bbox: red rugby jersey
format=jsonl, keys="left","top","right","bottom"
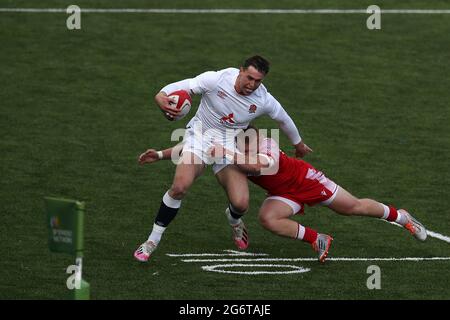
{"left": 247, "top": 138, "right": 309, "bottom": 195}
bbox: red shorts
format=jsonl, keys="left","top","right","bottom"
{"left": 265, "top": 164, "right": 339, "bottom": 215}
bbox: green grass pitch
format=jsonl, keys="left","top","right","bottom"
{"left": 1, "top": 0, "right": 449, "bottom": 299}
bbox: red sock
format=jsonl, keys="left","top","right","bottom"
{"left": 386, "top": 206, "right": 398, "bottom": 222}
{"left": 297, "top": 224, "right": 318, "bottom": 244}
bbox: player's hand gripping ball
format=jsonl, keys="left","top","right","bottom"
{"left": 167, "top": 90, "right": 192, "bottom": 121}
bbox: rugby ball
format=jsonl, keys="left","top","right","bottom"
{"left": 167, "top": 90, "right": 192, "bottom": 121}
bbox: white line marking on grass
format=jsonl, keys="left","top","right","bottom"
{"left": 427, "top": 230, "right": 450, "bottom": 243}
{"left": 168, "top": 250, "right": 450, "bottom": 275}
{"left": 183, "top": 257, "right": 450, "bottom": 263}
{"left": 201, "top": 264, "right": 311, "bottom": 275}
{"left": 383, "top": 220, "right": 450, "bottom": 244}
{"left": 167, "top": 251, "right": 268, "bottom": 257}
{"left": 223, "top": 249, "right": 259, "bottom": 254}
{"left": 1, "top": 8, "right": 450, "bottom": 14}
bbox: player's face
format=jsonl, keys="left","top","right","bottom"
{"left": 236, "top": 66, "right": 265, "bottom": 95}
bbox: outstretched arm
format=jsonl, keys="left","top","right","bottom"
{"left": 138, "top": 143, "right": 184, "bottom": 164}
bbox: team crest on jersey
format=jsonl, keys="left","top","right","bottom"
{"left": 217, "top": 90, "right": 227, "bottom": 99}
{"left": 248, "top": 104, "right": 257, "bottom": 114}
{"left": 220, "top": 113, "right": 235, "bottom": 124}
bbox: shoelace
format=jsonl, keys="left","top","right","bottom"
{"left": 137, "top": 246, "right": 147, "bottom": 255}
{"left": 142, "top": 242, "right": 157, "bottom": 254}
{"left": 232, "top": 223, "right": 249, "bottom": 246}
{"left": 232, "top": 223, "right": 244, "bottom": 237}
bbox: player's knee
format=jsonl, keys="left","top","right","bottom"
{"left": 230, "top": 197, "right": 249, "bottom": 214}
{"left": 170, "top": 183, "right": 189, "bottom": 199}
{"left": 258, "top": 212, "right": 276, "bottom": 231}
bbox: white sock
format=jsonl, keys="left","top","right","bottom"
{"left": 296, "top": 224, "right": 306, "bottom": 240}
{"left": 225, "top": 207, "right": 241, "bottom": 225}
{"left": 163, "top": 191, "right": 182, "bottom": 208}
{"left": 381, "top": 204, "right": 390, "bottom": 220}
{"left": 148, "top": 223, "right": 166, "bottom": 245}
{"left": 380, "top": 203, "right": 408, "bottom": 226}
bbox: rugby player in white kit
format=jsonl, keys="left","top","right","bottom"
{"left": 134, "top": 56, "right": 312, "bottom": 262}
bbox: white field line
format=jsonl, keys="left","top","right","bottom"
{"left": 182, "top": 257, "right": 450, "bottom": 263}
{"left": 1, "top": 8, "right": 450, "bottom": 14}
{"left": 427, "top": 230, "right": 450, "bottom": 243}
{"left": 384, "top": 220, "right": 450, "bottom": 244}
{"left": 167, "top": 252, "right": 269, "bottom": 257}
{"left": 201, "top": 264, "right": 311, "bottom": 275}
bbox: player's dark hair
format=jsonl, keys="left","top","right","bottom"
{"left": 243, "top": 55, "right": 270, "bottom": 75}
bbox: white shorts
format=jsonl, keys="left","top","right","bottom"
{"left": 181, "top": 118, "right": 237, "bottom": 173}
{"left": 212, "top": 162, "right": 231, "bottom": 175}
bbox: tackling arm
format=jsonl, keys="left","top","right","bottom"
{"left": 138, "top": 143, "right": 184, "bottom": 165}
{"left": 210, "top": 144, "right": 272, "bottom": 175}
{"left": 235, "top": 153, "right": 272, "bottom": 175}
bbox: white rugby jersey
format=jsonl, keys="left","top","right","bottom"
{"left": 161, "top": 67, "right": 302, "bottom": 145}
